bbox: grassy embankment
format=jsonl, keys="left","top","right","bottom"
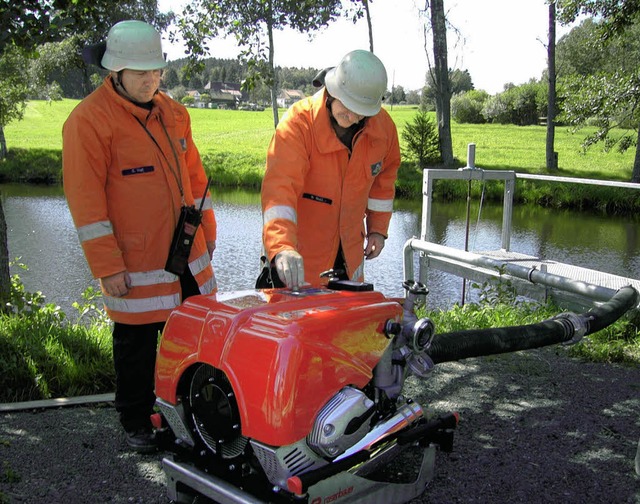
{"left": 0, "top": 99, "right": 637, "bottom": 403}
{"left": 3, "top": 99, "right": 640, "bottom": 213}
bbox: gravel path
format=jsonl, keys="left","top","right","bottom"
{"left": 1, "top": 347, "right": 639, "bottom": 504}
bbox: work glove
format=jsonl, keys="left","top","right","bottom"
{"left": 275, "top": 250, "right": 304, "bottom": 289}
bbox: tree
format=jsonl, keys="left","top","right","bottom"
{"left": 190, "top": 74, "right": 204, "bottom": 90}
{"left": 0, "top": 1, "right": 171, "bottom": 307}
{"left": 163, "top": 67, "right": 180, "bottom": 89}
{"left": 450, "top": 69, "right": 474, "bottom": 94}
{"left": 28, "top": 36, "right": 84, "bottom": 99}
{"left": 174, "top": 0, "right": 343, "bottom": 128}
{"left": 390, "top": 85, "right": 406, "bottom": 105}
{"left": 344, "top": 1, "right": 374, "bottom": 51}
{"left": 422, "top": 68, "right": 474, "bottom": 110}
{"left": 405, "top": 89, "right": 421, "bottom": 105}
{"left": 561, "top": 71, "right": 640, "bottom": 182}
{"left": 401, "top": 110, "right": 441, "bottom": 169}
{"left": 557, "top": 0, "right": 640, "bottom": 182}
{"left": 0, "top": 191, "right": 8, "bottom": 309}
{"left": 546, "top": 0, "right": 558, "bottom": 171}
{"left": 421, "top": 0, "right": 454, "bottom": 166}
{"left": 556, "top": 18, "right": 608, "bottom": 77}
{"left": 557, "top": 17, "right": 640, "bottom": 76}
{"left": 0, "top": 47, "right": 29, "bottom": 159}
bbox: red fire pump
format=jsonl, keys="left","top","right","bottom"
{"left": 153, "top": 275, "right": 637, "bottom": 504}
{"left": 154, "top": 279, "right": 457, "bottom": 504}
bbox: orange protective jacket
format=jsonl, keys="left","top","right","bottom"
{"left": 261, "top": 89, "right": 401, "bottom": 285}
{"left": 63, "top": 76, "right": 216, "bottom": 324}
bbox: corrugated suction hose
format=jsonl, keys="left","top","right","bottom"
{"left": 427, "top": 286, "right": 639, "bottom": 364}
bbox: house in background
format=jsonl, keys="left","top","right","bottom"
{"left": 277, "top": 89, "right": 306, "bottom": 108}
{"left": 186, "top": 90, "right": 205, "bottom": 108}
{"left": 205, "top": 81, "right": 245, "bottom": 109}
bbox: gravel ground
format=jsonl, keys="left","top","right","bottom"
{"left": 1, "top": 347, "right": 639, "bottom": 504}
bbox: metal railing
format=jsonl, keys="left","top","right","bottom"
{"left": 406, "top": 144, "right": 640, "bottom": 306}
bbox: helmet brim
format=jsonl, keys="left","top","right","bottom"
{"left": 325, "top": 66, "right": 382, "bottom": 117}
{"left": 101, "top": 54, "right": 168, "bottom": 72}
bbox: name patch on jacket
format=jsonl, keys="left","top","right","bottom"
{"left": 303, "top": 193, "right": 332, "bottom": 205}
{"left": 122, "top": 166, "right": 154, "bottom": 176}
{"left": 371, "top": 161, "right": 382, "bottom": 176}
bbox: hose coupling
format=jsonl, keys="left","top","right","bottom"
{"left": 554, "top": 312, "right": 589, "bottom": 345}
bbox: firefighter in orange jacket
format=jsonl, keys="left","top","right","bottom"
{"left": 63, "top": 21, "right": 216, "bottom": 453}
{"left": 261, "top": 50, "right": 400, "bottom": 288}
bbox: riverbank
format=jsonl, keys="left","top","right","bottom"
{"left": 3, "top": 147, "right": 639, "bottom": 215}
{"left": 2, "top": 100, "right": 639, "bottom": 214}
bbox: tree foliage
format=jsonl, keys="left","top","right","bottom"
{"left": 389, "top": 85, "right": 407, "bottom": 105}
{"left": 0, "top": 48, "right": 29, "bottom": 157}
{"left": 557, "top": 17, "right": 640, "bottom": 77}
{"left": 556, "top": 0, "right": 640, "bottom": 182}
{"left": 0, "top": 1, "right": 171, "bottom": 54}
{"left": 28, "top": 35, "right": 85, "bottom": 99}
{"left": 557, "top": 0, "right": 640, "bottom": 38}
{"left": 422, "top": 69, "right": 473, "bottom": 111}
{"left": 173, "top": 0, "right": 343, "bottom": 127}
{"left": 0, "top": 0, "right": 171, "bottom": 308}
{"left": 560, "top": 72, "right": 640, "bottom": 151}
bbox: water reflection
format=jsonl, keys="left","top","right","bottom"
{"left": 1, "top": 183, "right": 639, "bottom": 313}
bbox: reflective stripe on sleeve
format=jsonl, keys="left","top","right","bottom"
{"left": 76, "top": 220, "right": 114, "bottom": 243}
{"left": 367, "top": 198, "right": 394, "bottom": 213}
{"left": 263, "top": 205, "right": 297, "bottom": 225}
{"left": 189, "top": 251, "right": 211, "bottom": 276}
{"left": 199, "top": 275, "right": 217, "bottom": 295}
{"left": 194, "top": 195, "right": 213, "bottom": 212}
{"left": 103, "top": 293, "right": 181, "bottom": 314}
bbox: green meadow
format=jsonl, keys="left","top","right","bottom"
{"left": 5, "top": 99, "right": 637, "bottom": 183}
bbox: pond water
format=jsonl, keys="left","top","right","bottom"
{"left": 2, "top": 183, "right": 639, "bottom": 314}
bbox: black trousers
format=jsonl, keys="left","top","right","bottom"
{"left": 112, "top": 269, "right": 200, "bottom": 432}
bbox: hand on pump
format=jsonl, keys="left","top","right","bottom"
{"left": 275, "top": 250, "right": 304, "bottom": 289}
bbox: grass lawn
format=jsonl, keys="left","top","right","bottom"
{"left": 4, "top": 99, "right": 637, "bottom": 181}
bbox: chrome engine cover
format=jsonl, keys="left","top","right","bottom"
{"left": 307, "top": 386, "right": 375, "bottom": 458}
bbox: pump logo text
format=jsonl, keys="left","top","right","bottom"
{"left": 310, "top": 485, "right": 354, "bottom": 504}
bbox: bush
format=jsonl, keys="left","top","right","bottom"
{"left": 401, "top": 110, "right": 441, "bottom": 169}
{"left": 451, "top": 89, "right": 490, "bottom": 124}
{"left": 0, "top": 271, "right": 113, "bottom": 402}
{"left": 483, "top": 81, "right": 547, "bottom": 126}
{"left": 0, "top": 148, "right": 61, "bottom": 183}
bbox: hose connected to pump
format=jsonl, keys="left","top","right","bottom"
{"left": 427, "top": 286, "right": 638, "bottom": 364}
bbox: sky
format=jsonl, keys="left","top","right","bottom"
{"left": 157, "top": 0, "right": 579, "bottom": 95}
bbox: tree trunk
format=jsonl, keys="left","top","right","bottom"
{"left": 632, "top": 122, "right": 640, "bottom": 183}
{"left": 0, "top": 125, "right": 7, "bottom": 160}
{"left": 0, "top": 196, "right": 11, "bottom": 311}
{"left": 364, "top": 0, "right": 374, "bottom": 52}
{"left": 267, "top": 22, "right": 280, "bottom": 129}
{"left": 428, "top": 0, "right": 454, "bottom": 166}
{"left": 546, "top": 1, "right": 558, "bottom": 171}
